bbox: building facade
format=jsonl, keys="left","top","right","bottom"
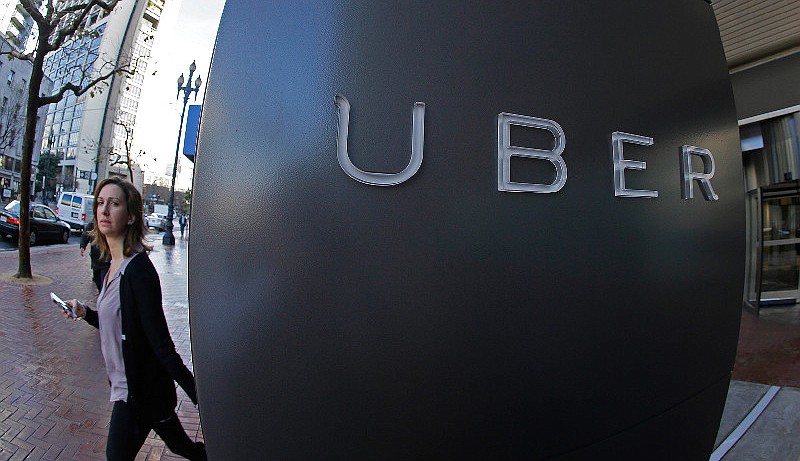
{"left": 0, "top": 0, "right": 37, "bottom": 52}
{"left": 0, "top": 34, "right": 51, "bottom": 203}
{"left": 41, "top": 0, "right": 165, "bottom": 194}
{"left": 710, "top": 0, "right": 800, "bottom": 309}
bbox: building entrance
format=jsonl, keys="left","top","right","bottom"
{"left": 746, "top": 181, "right": 800, "bottom": 313}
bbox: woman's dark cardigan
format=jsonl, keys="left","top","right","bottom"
{"left": 84, "top": 252, "right": 197, "bottom": 422}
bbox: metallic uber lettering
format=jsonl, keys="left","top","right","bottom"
{"left": 497, "top": 113, "right": 567, "bottom": 193}
{"left": 612, "top": 131, "right": 658, "bottom": 198}
{"left": 681, "top": 145, "right": 719, "bottom": 201}
{"left": 334, "top": 101, "right": 719, "bottom": 202}
{"left": 334, "top": 94, "right": 425, "bottom": 186}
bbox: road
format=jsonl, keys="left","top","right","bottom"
{"left": 0, "top": 230, "right": 82, "bottom": 251}
{"left": 0, "top": 225, "right": 178, "bottom": 252}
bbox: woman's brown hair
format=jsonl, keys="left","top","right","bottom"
{"left": 88, "top": 177, "right": 152, "bottom": 260}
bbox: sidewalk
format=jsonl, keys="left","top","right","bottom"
{"left": 0, "top": 235, "right": 199, "bottom": 461}
{"left": 711, "top": 306, "right": 800, "bottom": 460}
{"left": 2, "top": 235, "right": 800, "bottom": 460}
{"left": 712, "top": 381, "right": 800, "bottom": 460}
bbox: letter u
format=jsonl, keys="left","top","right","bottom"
{"left": 335, "top": 94, "right": 425, "bottom": 186}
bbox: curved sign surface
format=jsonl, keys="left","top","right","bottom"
{"left": 190, "top": 1, "right": 744, "bottom": 459}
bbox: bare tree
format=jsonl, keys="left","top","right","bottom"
{"left": 0, "top": 94, "right": 24, "bottom": 152}
{"left": 110, "top": 117, "right": 143, "bottom": 182}
{"left": 0, "top": 0, "right": 134, "bottom": 279}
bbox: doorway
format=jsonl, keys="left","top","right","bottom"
{"left": 746, "top": 181, "right": 800, "bottom": 313}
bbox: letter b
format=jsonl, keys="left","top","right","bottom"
{"left": 497, "top": 113, "right": 567, "bottom": 193}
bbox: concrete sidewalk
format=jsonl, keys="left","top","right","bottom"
{"left": 716, "top": 300, "right": 800, "bottom": 460}
{"left": 712, "top": 381, "right": 800, "bottom": 460}
{"left": 1, "top": 235, "right": 800, "bottom": 460}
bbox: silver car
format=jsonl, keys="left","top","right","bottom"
{"left": 146, "top": 212, "right": 168, "bottom": 231}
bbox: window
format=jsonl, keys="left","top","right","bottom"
{"left": 7, "top": 70, "right": 14, "bottom": 85}
{"left": 42, "top": 207, "right": 56, "bottom": 220}
{"left": 70, "top": 68, "right": 81, "bottom": 85}
{"left": 125, "top": 85, "right": 142, "bottom": 98}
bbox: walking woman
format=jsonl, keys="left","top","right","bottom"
{"left": 65, "top": 177, "right": 207, "bottom": 460}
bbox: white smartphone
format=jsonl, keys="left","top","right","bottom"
{"left": 51, "top": 292, "right": 77, "bottom": 319}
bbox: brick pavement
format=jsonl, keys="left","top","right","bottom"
{"left": 4, "top": 231, "right": 800, "bottom": 460}
{"left": 733, "top": 308, "right": 800, "bottom": 388}
{"left": 0, "top": 235, "right": 201, "bottom": 461}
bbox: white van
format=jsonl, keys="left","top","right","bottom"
{"left": 56, "top": 191, "right": 94, "bottom": 231}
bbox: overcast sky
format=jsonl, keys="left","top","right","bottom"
{"left": 133, "top": 0, "right": 226, "bottom": 190}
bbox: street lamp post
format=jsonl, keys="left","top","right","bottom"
{"left": 163, "top": 60, "right": 201, "bottom": 245}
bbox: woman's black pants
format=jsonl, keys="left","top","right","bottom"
{"left": 106, "top": 401, "right": 206, "bottom": 460}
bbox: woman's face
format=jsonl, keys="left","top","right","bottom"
{"left": 96, "top": 184, "right": 131, "bottom": 239}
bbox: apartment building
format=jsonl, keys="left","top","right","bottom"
{"left": 0, "top": 0, "right": 37, "bottom": 51}
{"left": 41, "top": 0, "right": 166, "bottom": 194}
{"left": 0, "top": 34, "right": 51, "bottom": 202}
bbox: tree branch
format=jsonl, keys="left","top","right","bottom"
{"left": 38, "top": 65, "right": 133, "bottom": 107}
{"left": 0, "top": 94, "right": 25, "bottom": 150}
{"left": 0, "top": 48, "right": 35, "bottom": 64}
{"left": 52, "top": 0, "right": 120, "bottom": 50}
{"left": 19, "top": 0, "right": 46, "bottom": 28}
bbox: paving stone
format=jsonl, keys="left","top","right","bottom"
{"left": 733, "top": 308, "right": 800, "bottom": 387}
{"left": 5, "top": 233, "right": 800, "bottom": 460}
{"left": 0, "top": 236, "right": 200, "bottom": 460}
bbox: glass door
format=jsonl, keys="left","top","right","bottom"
{"left": 744, "top": 189, "right": 761, "bottom": 311}
{"left": 759, "top": 191, "right": 800, "bottom": 305}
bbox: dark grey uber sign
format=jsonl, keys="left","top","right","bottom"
{"left": 190, "top": 1, "right": 744, "bottom": 459}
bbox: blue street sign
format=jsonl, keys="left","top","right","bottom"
{"left": 183, "top": 104, "right": 202, "bottom": 162}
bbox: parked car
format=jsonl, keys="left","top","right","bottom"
{"left": 55, "top": 191, "right": 94, "bottom": 232}
{"left": 146, "top": 212, "right": 168, "bottom": 231}
{"left": 0, "top": 200, "right": 71, "bottom": 245}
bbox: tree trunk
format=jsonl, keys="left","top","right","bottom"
{"left": 15, "top": 45, "right": 46, "bottom": 279}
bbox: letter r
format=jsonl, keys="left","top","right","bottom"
{"left": 681, "top": 145, "right": 719, "bottom": 201}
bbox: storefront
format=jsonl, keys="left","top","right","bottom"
{"left": 741, "top": 111, "right": 800, "bottom": 312}
{"left": 713, "top": 1, "right": 800, "bottom": 313}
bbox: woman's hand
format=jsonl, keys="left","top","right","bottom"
{"left": 66, "top": 299, "right": 86, "bottom": 320}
